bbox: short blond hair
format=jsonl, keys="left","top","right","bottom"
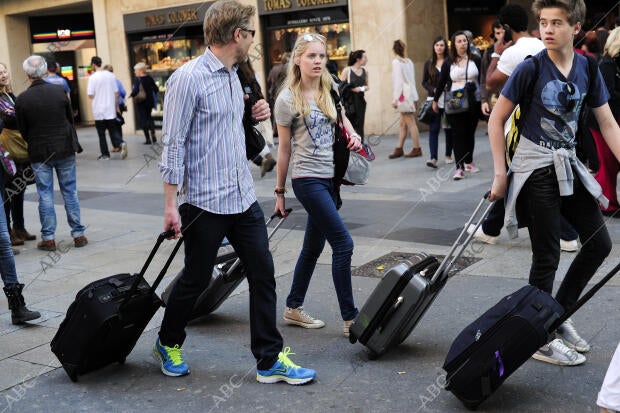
{"left": 203, "top": 0, "right": 255, "bottom": 46}
{"left": 531, "top": 0, "right": 586, "bottom": 25}
{"left": 134, "top": 62, "right": 147, "bottom": 71}
{"left": 605, "top": 27, "right": 620, "bottom": 58}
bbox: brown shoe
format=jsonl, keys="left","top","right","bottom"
{"left": 37, "top": 240, "right": 56, "bottom": 251}
{"left": 13, "top": 228, "right": 36, "bottom": 241}
{"left": 388, "top": 147, "right": 404, "bottom": 159}
{"left": 74, "top": 236, "right": 88, "bottom": 248}
{"left": 9, "top": 230, "right": 24, "bottom": 246}
{"left": 404, "top": 147, "right": 423, "bottom": 158}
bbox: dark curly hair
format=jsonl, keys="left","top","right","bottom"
{"left": 393, "top": 40, "right": 406, "bottom": 58}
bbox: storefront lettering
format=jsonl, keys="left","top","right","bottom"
{"left": 264, "top": 0, "right": 292, "bottom": 11}
{"left": 296, "top": 0, "right": 337, "bottom": 6}
{"left": 168, "top": 9, "right": 199, "bottom": 24}
{"left": 145, "top": 14, "right": 165, "bottom": 27}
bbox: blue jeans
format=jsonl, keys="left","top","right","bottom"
{"left": 0, "top": 178, "right": 18, "bottom": 285}
{"left": 287, "top": 178, "right": 358, "bottom": 321}
{"left": 159, "top": 201, "right": 282, "bottom": 370}
{"left": 523, "top": 166, "right": 611, "bottom": 311}
{"left": 32, "top": 155, "right": 85, "bottom": 240}
{"left": 428, "top": 108, "right": 453, "bottom": 160}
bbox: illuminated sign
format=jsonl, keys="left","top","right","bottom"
{"left": 32, "top": 29, "right": 95, "bottom": 42}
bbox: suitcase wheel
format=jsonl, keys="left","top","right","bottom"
{"left": 348, "top": 333, "right": 357, "bottom": 344}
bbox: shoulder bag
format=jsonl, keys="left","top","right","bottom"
{"left": 444, "top": 57, "right": 474, "bottom": 115}
{"left": 417, "top": 98, "right": 436, "bottom": 124}
{"left": 134, "top": 78, "right": 147, "bottom": 103}
{"left": 0, "top": 129, "right": 29, "bottom": 162}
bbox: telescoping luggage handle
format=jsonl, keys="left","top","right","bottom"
{"left": 550, "top": 259, "right": 620, "bottom": 331}
{"left": 430, "top": 192, "right": 496, "bottom": 284}
{"left": 221, "top": 208, "right": 292, "bottom": 276}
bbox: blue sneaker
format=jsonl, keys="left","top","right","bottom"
{"left": 153, "top": 338, "right": 190, "bottom": 377}
{"left": 256, "top": 347, "right": 316, "bottom": 385}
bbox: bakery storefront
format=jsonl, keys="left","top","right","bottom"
{"left": 123, "top": 2, "right": 211, "bottom": 128}
{"left": 258, "top": 0, "right": 350, "bottom": 77}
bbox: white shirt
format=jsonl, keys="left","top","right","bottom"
{"left": 497, "top": 37, "right": 545, "bottom": 77}
{"left": 598, "top": 342, "right": 620, "bottom": 411}
{"left": 392, "top": 57, "right": 419, "bottom": 103}
{"left": 87, "top": 69, "right": 118, "bottom": 120}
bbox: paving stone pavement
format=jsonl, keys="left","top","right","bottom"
{"left": 0, "top": 124, "right": 618, "bottom": 412}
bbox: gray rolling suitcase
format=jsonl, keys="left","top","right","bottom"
{"left": 161, "top": 209, "right": 291, "bottom": 320}
{"left": 349, "top": 194, "right": 495, "bottom": 358}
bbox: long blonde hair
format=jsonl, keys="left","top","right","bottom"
{"left": 0, "top": 63, "right": 12, "bottom": 94}
{"left": 605, "top": 27, "right": 620, "bottom": 59}
{"left": 283, "top": 33, "right": 336, "bottom": 120}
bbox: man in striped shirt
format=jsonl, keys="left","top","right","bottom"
{"left": 155, "top": 0, "right": 316, "bottom": 385}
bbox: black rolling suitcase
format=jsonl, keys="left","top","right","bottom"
{"left": 161, "top": 209, "right": 291, "bottom": 321}
{"left": 50, "top": 230, "right": 183, "bottom": 382}
{"left": 443, "top": 260, "right": 620, "bottom": 409}
{"left": 349, "top": 194, "right": 495, "bottom": 358}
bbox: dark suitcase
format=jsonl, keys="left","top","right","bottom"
{"left": 50, "top": 230, "right": 183, "bottom": 382}
{"left": 161, "top": 209, "right": 291, "bottom": 321}
{"left": 443, "top": 260, "right": 620, "bottom": 409}
{"left": 349, "top": 194, "right": 495, "bottom": 358}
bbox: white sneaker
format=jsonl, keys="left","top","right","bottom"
{"left": 464, "top": 163, "right": 480, "bottom": 173}
{"left": 556, "top": 318, "right": 590, "bottom": 353}
{"left": 560, "top": 239, "right": 579, "bottom": 252}
{"left": 120, "top": 142, "right": 128, "bottom": 160}
{"left": 445, "top": 156, "right": 454, "bottom": 164}
{"left": 532, "top": 338, "right": 586, "bottom": 366}
{"left": 466, "top": 224, "right": 498, "bottom": 244}
{"left": 283, "top": 307, "right": 325, "bottom": 329}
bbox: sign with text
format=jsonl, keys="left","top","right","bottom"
{"left": 258, "top": 0, "right": 348, "bottom": 16}
{"left": 124, "top": 2, "right": 212, "bottom": 33}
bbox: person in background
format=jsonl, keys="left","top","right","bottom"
{"left": 0, "top": 163, "right": 41, "bottom": 325}
{"left": 432, "top": 30, "right": 481, "bottom": 180}
{"left": 591, "top": 27, "right": 620, "bottom": 216}
{"left": 87, "top": 56, "right": 126, "bottom": 160}
{"left": 238, "top": 58, "right": 276, "bottom": 177}
{"left": 0, "top": 62, "right": 37, "bottom": 250}
{"left": 480, "top": 21, "right": 505, "bottom": 120}
{"left": 339, "top": 50, "right": 369, "bottom": 141}
{"left": 274, "top": 32, "right": 362, "bottom": 338}
{"left": 389, "top": 39, "right": 422, "bottom": 159}
{"left": 157, "top": 0, "right": 315, "bottom": 384}
{"left": 44, "top": 58, "right": 70, "bottom": 102}
{"left": 103, "top": 65, "right": 126, "bottom": 145}
{"left": 16, "top": 55, "right": 87, "bottom": 252}
{"left": 130, "top": 62, "right": 158, "bottom": 145}
{"left": 266, "top": 52, "right": 290, "bottom": 138}
{"left": 421, "top": 36, "right": 453, "bottom": 167}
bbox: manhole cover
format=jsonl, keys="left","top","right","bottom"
{"left": 352, "top": 251, "right": 481, "bottom": 278}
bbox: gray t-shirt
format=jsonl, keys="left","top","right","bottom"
{"left": 275, "top": 88, "right": 334, "bottom": 179}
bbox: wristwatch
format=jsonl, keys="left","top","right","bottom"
{"left": 491, "top": 52, "right": 501, "bottom": 59}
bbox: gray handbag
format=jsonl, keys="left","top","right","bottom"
{"left": 343, "top": 151, "right": 370, "bottom": 185}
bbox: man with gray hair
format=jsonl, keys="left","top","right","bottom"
{"left": 156, "top": 0, "right": 316, "bottom": 384}
{"left": 15, "top": 55, "right": 87, "bottom": 251}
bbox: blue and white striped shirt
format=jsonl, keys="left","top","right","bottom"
{"left": 159, "top": 48, "right": 256, "bottom": 214}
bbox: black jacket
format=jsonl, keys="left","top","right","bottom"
{"left": 15, "top": 79, "right": 75, "bottom": 163}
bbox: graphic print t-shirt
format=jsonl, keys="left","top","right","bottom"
{"left": 502, "top": 50, "right": 609, "bottom": 150}
{"left": 275, "top": 88, "right": 335, "bottom": 179}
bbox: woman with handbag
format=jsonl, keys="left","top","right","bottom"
{"left": 389, "top": 40, "right": 422, "bottom": 159}
{"left": 130, "top": 62, "right": 157, "bottom": 145}
{"left": 339, "top": 50, "right": 368, "bottom": 141}
{"left": 0, "top": 63, "right": 37, "bottom": 248}
{"left": 274, "top": 33, "right": 362, "bottom": 337}
{"left": 422, "top": 35, "right": 454, "bottom": 168}
{"left": 432, "top": 31, "right": 482, "bottom": 180}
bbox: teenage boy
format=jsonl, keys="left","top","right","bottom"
{"left": 470, "top": 3, "right": 580, "bottom": 252}
{"left": 488, "top": 0, "right": 620, "bottom": 366}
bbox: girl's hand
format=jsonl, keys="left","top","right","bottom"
{"left": 274, "top": 195, "right": 287, "bottom": 217}
{"left": 432, "top": 101, "right": 439, "bottom": 113}
{"left": 348, "top": 134, "right": 362, "bottom": 151}
{"left": 489, "top": 173, "right": 508, "bottom": 202}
